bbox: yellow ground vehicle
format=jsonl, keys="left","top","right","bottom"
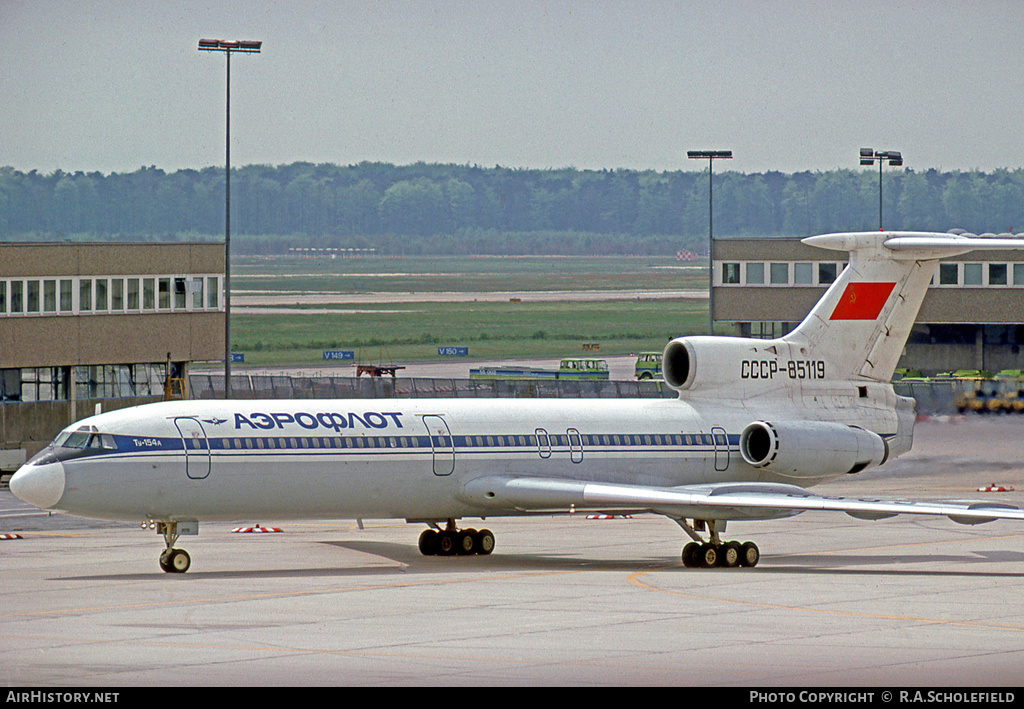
{"left": 634, "top": 352, "right": 662, "bottom": 380}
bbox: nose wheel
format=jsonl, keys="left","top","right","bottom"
{"left": 159, "top": 547, "right": 191, "bottom": 573}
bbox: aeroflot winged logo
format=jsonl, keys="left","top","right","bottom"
{"left": 829, "top": 282, "right": 896, "bottom": 320}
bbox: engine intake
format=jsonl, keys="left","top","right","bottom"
{"left": 739, "top": 420, "right": 888, "bottom": 478}
{"left": 662, "top": 338, "right": 696, "bottom": 390}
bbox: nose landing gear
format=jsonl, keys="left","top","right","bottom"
{"left": 153, "top": 520, "right": 196, "bottom": 573}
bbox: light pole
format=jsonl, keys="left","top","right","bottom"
{"left": 859, "top": 148, "right": 903, "bottom": 231}
{"left": 687, "top": 150, "right": 732, "bottom": 335}
{"left": 199, "top": 38, "right": 262, "bottom": 399}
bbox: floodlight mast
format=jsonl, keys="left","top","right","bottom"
{"left": 687, "top": 150, "right": 733, "bottom": 335}
{"left": 198, "top": 38, "right": 262, "bottom": 399}
{"left": 859, "top": 148, "right": 903, "bottom": 231}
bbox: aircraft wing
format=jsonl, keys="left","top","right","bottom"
{"left": 459, "top": 476, "right": 1024, "bottom": 525}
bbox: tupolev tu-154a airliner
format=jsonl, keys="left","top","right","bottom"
{"left": 11, "top": 232, "right": 1024, "bottom": 573}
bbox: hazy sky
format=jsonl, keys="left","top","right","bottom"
{"left": 3, "top": 0, "right": 1024, "bottom": 176}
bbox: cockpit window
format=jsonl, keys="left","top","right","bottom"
{"left": 53, "top": 426, "right": 115, "bottom": 450}
{"left": 62, "top": 430, "right": 94, "bottom": 449}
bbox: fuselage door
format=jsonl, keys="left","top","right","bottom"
{"left": 712, "top": 425, "right": 730, "bottom": 472}
{"left": 174, "top": 417, "right": 211, "bottom": 480}
{"left": 567, "top": 427, "right": 583, "bottom": 464}
{"left": 422, "top": 415, "right": 455, "bottom": 476}
{"left": 535, "top": 428, "right": 552, "bottom": 459}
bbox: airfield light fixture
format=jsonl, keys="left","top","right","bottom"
{"left": 687, "top": 150, "right": 733, "bottom": 335}
{"left": 198, "top": 38, "right": 262, "bottom": 399}
{"left": 859, "top": 148, "right": 903, "bottom": 231}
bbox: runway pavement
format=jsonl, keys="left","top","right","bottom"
{"left": 2, "top": 417, "right": 1023, "bottom": 687}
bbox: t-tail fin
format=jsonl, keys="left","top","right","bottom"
{"left": 785, "top": 232, "right": 1024, "bottom": 382}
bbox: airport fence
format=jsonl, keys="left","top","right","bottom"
{"left": 187, "top": 374, "right": 957, "bottom": 414}
{"left": 187, "top": 374, "right": 678, "bottom": 401}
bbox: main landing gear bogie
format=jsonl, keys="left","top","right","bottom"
{"left": 419, "top": 522, "right": 495, "bottom": 557}
{"left": 676, "top": 518, "right": 759, "bottom": 569}
{"left": 681, "top": 540, "right": 759, "bottom": 568}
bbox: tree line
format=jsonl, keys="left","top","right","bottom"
{"left": 2, "top": 162, "right": 1023, "bottom": 255}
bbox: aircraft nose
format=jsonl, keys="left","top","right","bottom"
{"left": 10, "top": 460, "right": 65, "bottom": 510}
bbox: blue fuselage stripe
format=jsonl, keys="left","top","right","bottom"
{"left": 60, "top": 431, "right": 744, "bottom": 462}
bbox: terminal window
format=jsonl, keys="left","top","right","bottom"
{"left": 818, "top": 263, "right": 838, "bottom": 284}
{"left": 745, "top": 262, "right": 765, "bottom": 285}
{"left": 1, "top": 274, "right": 224, "bottom": 317}
{"left": 43, "top": 280, "right": 56, "bottom": 312}
{"left": 793, "top": 262, "right": 813, "bottom": 285}
{"left": 111, "top": 279, "right": 124, "bottom": 310}
{"left": 722, "top": 262, "right": 740, "bottom": 284}
{"left": 770, "top": 263, "right": 789, "bottom": 285}
{"left": 938, "top": 263, "right": 958, "bottom": 285}
{"left": 26, "top": 280, "right": 39, "bottom": 312}
{"left": 989, "top": 263, "right": 1008, "bottom": 286}
{"left": 60, "top": 280, "right": 73, "bottom": 310}
{"left": 963, "top": 263, "right": 983, "bottom": 286}
{"left": 80, "top": 279, "right": 93, "bottom": 311}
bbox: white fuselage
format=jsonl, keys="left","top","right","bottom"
{"left": 24, "top": 390, "right": 905, "bottom": 524}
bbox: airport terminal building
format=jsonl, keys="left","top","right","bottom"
{"left": 712, "top": 236, "right": 1024, "bottom": 374}
{"left": 1, "top": 242, "right": 225, "bottom": 468}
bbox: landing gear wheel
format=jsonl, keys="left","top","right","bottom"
{"left": 697, "top": 543, "right": 718, "bottom": 568}
{"left": 682, "top": 541, "right": 700, "bottom": 568}
{"left": 718, "top": 541, "right": 741, "bottom": 568}
{"left": 436, "top": 531, "right": 456, "bottom": 556}
{"left": 739, "top": 541, "right": 760, "bottom": 567}
{"left": 418, "top": 529, "right": 438, "bottom": 556}
{"left": 475, "top": 529, "right": 495, "bottom": 555}
{"left": 456, "top": 529, "right": 477, "bottom": 555}
{"left": 159, "top": 548, "right": 190, "bottom": 574}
